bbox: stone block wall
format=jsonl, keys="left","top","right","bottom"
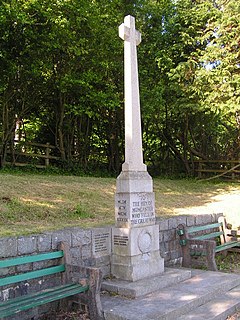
{"left": 0, "top": 214, "right": 224, "bottom": 278}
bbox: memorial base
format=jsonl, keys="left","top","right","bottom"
{"left": 111, "top": 225, "right": 164, "bottom": 281}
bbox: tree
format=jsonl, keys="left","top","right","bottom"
{"left": 1, "top": 0, "right": 239, "bottom": 175}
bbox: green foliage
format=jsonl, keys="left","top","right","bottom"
{"left": 216, "top": 252, "right": 240, "bottom": 273}
{"left": 0, "top": 0, "right": 239, "bottom": 176}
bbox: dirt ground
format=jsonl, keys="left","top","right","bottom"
{"left": 42, "top": 310, "right": 89, "bottom": 320}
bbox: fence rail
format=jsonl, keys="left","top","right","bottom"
{"left": 194, "top": 160, "right": 240, "bottom": 180}
{"left": 3, "top": 142, "right": 60, "bottom": 168}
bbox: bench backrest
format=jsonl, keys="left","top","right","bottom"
{"left": 0, "top": 250, "right": 65, "bottom": 287}
{"left": 187, "top": 222, "right": 224, "bottom": 240}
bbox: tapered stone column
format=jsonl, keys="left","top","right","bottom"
{"left": 112, "top": 15, "right": 164, "bottom": 282}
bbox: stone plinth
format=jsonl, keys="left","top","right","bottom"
{"left": 113, "top": 170, "right": 164, "bottom": 281}
{"left": 112, "top": 225, "right": 164, "bottom": 281}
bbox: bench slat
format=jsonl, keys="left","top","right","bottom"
{"left": 0, "top": 251, "right": 64, "bottom": 269}
{"left": 193, "top": 231, "right": 224, "bottom": 240}
{"left": 0, "top": 283, "right": 76, "bottom": 311}
{"left": 215, "top": 241, "right": 240, "bottom": 253}
{"left": 188, "top": 223, "right": 222, "bottom": 234}
{"left": 0, "top": 283, "right": 87, "bottom": 311}
{"left": 0, "top": 264, "right": 65, "bottom": 287}
{"left": 0, "top": 283, "right": 89, "bottom": 318}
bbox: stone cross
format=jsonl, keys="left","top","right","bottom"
{"left": 119, "top": 15, "right": 146, "bottom": 172}
{"left": 111, "top": 15, "right": 164, "bottom": 281}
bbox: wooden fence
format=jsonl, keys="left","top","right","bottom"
{"left": 194, "top": 160, "right": 240, "bottom": 180}
{"left": 4, "top": 142, "right": 59, "bottom": 168}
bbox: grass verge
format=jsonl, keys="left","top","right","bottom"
{"left": 0, "top": 172, "right": 240, "bottom": 236}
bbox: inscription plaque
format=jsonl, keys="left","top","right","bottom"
{"left": 93, "top": 230, "right": 111, "bottom": 258}
{"left": 115, "top": 192, "right": 155, "bottom": 227}
{"left": 113, "top": 235, "right": 129, "bottom": 246}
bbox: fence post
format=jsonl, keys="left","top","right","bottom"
{"left": 231, "top": 159, "right": 235, "bottom": 180}
{"left": 45, "top": 143, "right": 50, "bottom": 167}
{"left": 198, "top": 161, "right": 202, "bottom": 179}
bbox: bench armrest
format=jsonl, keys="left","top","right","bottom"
{"left": 70, "top": 265, "right": 103, "bottom": 320}
{"left": 58, "top": 242, "right": 104, "bottom": 320}
{"left": 182, "top": 239, "right": 217, "bottom": 271}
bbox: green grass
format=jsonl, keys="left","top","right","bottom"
{"left": 0, "top": 172, "right": 240, "bottom": 236}
{"left": 216, "top": 252, "right": 240, "bottom": 274}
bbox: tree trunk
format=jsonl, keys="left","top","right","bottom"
{"left": 57, "top": 92, "right": 66, "bottom": 161}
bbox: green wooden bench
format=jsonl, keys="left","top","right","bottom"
{"left": 177, "top": 216, "right": 240, "bottom": 271}
{"left": 0, "top": 242, "right": 103, "bottom": 319}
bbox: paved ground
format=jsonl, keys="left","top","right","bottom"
{"left": 101, "top": 269, "right": 240, "bottom": 320}
{"left": 174, "top": 188, "right": 240, "bottom": 229}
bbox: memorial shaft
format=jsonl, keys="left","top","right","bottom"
{"left": 119, "top": 15, "right": 146, "bottom": 172}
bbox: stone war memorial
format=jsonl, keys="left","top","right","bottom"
{"left": 102, "top": 15, "right": 192, "bottom": 298}
{"left": 111, "top": 15, "right": 164, "bottom": 281}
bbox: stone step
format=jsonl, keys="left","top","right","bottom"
{"left": 101, "top": 269, "right": 240, "bottom": 320}
{"left": 102, "top": 268, "right": 192, "bottom": 298}
{"left": 177, "top": 284, "right": 240, "bottom": 320}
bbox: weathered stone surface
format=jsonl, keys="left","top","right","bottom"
{"left": 17, "top": 263, "right": 32, "bottom": 273}
{"left": 195, "top": 214, "right": 212, "bottom": 225}
{"left": 69, "top": 247, "right": 82, "bottom": 265}
{"left": 0, "top": 238, "right": 17, "bottom": 258}
{"left": 112, "top": 225, "right": 160, "bottom": 256}
{"left": 158, "top": 231, "right": 164, "bottom": 242}
{"left": 111, "top": 15, "right": 165, "bottom": 282}
{"left": 158, "top": 219, "right": 169, "bottom": 231}
{"left": 168, "top": 218, "right": 177, "bottom": 229}
{"left": 81, "top": 244, "right": 92, "bottom": 259}
{"left": 37, "top": 234, "right": 52, "bottom": 252}
{"left": 163, "top": 229, "right": 176, "bottom": 242}
{"left": 170, "top": 249, "right": 181, "bottom": 261}
{"left": 98, "top": 265, "right": 111, "bottom": 278}
{"left": 102, "top": 268, "right": 191, "bottom": 298}
{"left": 186, "top": 215, "right": 195, "bottom": 226}
{"left": 72, "top": 229, "right": 92, "bottom": 247}
{"left": 51, "top": 230, "right": 72, "bottom": 249}
{"left": 169, "top": 216, "right": 187, "bottom": 229}
{"left": 94, "top": 255, "right": 111, "bottom": 266}
{"left": 0, "top": 212, "right": 224, "bottom": 304}
{"left": 116, "top": 171, "right": 153, "bottom": 193}
{"left": 17, "top": 236, "right": 37, "bottom": 255}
